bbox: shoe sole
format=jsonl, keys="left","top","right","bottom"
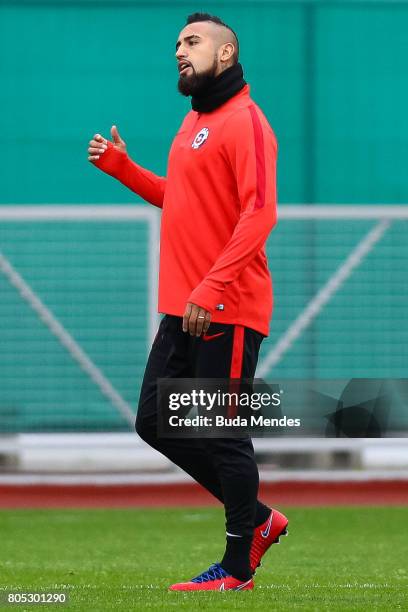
{"left": 273, "top": 526, "right": 289, "bottom": 544}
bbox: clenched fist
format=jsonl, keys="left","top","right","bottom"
{"left": 87, "top": 125, "right": 127, "bottom": 162}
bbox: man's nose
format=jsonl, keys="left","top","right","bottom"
{"left": 176, "top": 46, "right": 187, "bottom": 60}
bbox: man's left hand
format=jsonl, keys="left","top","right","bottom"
{"left": 183, "top": 302, "right": 211, "bottom": 337}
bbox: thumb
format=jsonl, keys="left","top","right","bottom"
{"left": 111, "top": 125, "right": 124, "bottom": 145}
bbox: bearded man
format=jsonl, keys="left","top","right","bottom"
{"left": 88, "top": 12, "right": 288, "bottom": 592}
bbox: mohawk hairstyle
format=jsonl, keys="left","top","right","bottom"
{"left": 185, "top": 12, "right": 239, "bottom": 64}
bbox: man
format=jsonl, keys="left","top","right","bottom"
{"left": 88, "top": 12, "right": 288, "bottom": 592}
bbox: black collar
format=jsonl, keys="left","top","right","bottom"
{"left": 191, "top": 63, "right": 246, "bottom": 113}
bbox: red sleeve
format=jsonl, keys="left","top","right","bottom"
{"left": 188, "top": 106, "right": 278, "bottom": 312}
{"left": 92, "top": 141, "right": 166, "bottom": 209}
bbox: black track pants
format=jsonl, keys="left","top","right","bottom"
{"left": 135, "top": 315, "right": 268, "bottom": 537}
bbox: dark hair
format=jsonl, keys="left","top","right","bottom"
{"left": 185, "top": 12, "right": 239, "bottom": 64}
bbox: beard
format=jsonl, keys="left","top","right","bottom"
{"left": 177, "top": 55, "right": 218, "bottom": 97}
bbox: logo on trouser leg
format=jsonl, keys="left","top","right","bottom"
{"left": 202, "top": 332, "right": 225, "bottom": 342}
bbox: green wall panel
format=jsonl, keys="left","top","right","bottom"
{"left": 2, "top": 1, "right": 406, "bottom": 204}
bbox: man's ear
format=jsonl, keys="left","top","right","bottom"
{"left": 220, "top": 42, "right": 235, "bottom": 63}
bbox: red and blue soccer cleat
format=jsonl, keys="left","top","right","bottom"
{"left": 169, "top": 508, "right": 288, "bottom": 590}
{"left": 169, "top": 562, "right": 254, "bottom": 591}
{"left": 250, "top": 508, "right": 289, "bottom": 574}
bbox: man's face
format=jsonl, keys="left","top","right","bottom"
{"left": 175, "top": 22, "right": 219, "bottom": 96}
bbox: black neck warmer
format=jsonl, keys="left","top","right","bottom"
{"left": 191, "top": 63, "right": 246, "bottom": 113}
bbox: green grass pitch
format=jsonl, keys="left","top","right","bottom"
{"left": 0, "top": 506, "right": 407, "bottom": 610}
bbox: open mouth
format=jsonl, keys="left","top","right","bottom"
{"left": 178, "top": 62, "right": 192, "bottom": 76}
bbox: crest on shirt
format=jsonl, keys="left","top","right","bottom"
{"left": 192, "top": 127, "right": 209, "bottom": 149}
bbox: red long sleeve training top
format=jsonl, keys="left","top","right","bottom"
{"left": 94, "top": 84, "right": 277, "bottom": 336}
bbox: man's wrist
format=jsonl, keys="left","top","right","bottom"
{"left": 189, "top": 283, "right": 223, "bottom": 313}
{"left": 93, "top": 142, "right": 128, "bottom": 176}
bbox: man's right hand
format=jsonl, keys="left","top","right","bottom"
{"left": 87, "top": 125, "right": 127, "bottom": 162}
